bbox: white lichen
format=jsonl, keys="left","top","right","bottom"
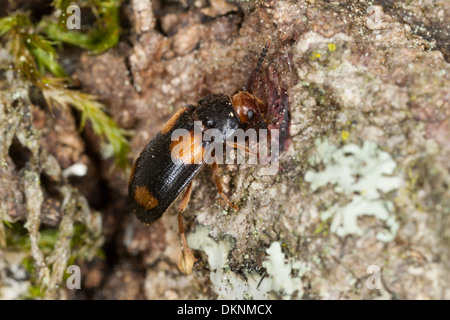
{"left": 0, "top": 252, "right": 29, "bottom": 299}
{"left": 262, "top": 242, "right": 309, "bottom": 299}
{"left": 62, "top": 163, "right": 88, "bottom": 178}
{"left": 187, "top": 225, "right": 271, "bottom": 300}
{"left": 188, "top": 228, "right": 309, "bottom": 300}
{"left": 305, "top": 139, "right": 401, "bottom": 241}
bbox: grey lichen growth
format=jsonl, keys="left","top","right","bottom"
{"left": 188, "top": 227, "right": 311, "bottom": 300}
{"left": 188, "top": 225, "right": 271, "bottom": 300}
{"left": 305, "top": 139, "right": 401, "bottom": 241}
{"left": 262, "top": 242, "right": 311, "bottom": 299}
{"left": 0, "top": 80, "right": 103, "bottom": 299}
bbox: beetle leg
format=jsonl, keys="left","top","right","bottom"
{"left": 177, "top": 181, "right": 198, "bottom": 274}
{"left": 225, "top": 141, "right": 258, "bottom": 156}
{"left": 211, "top": 162, "right": 239, "bottom": 211}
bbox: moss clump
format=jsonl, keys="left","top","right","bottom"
{"left": 47, "top": 0, "right": 122, "bottom": 54}
{"left": 0, "top": 1, "right": 129, "bottom": 168}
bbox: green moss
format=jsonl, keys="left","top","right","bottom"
{"left": 41, "top": 84, "right": 130, "bottom": 168}
{"left": 2, "top": 219, "right": 12, "bottom": 228}
{"left": 0, "top": 4, "right": 129, "bottom": 168}
{"left": 70, "top": 224, "right": 87, "bottom": 248}
{"left": 47, "top": 0, "right": 122, "bottom": 54}
{"left": 5, "top": 222, "right": 59, "bottom": 253}
{"left": 21, "top": 256, "right": 36, "bottom": 274}
{"left": 5, "top": 218, "right": 102, "bottom": 298}
{"left": 25, "top": 284, "right": 46, "bottom": 299}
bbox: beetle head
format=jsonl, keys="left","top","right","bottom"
{"left": 231, "top": 91, "right": 266, "bottom": 128}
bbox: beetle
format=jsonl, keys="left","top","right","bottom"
{"left": 128, "top": 40, "right": 290, "bottom": 274}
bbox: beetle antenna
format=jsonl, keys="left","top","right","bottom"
{"left": 256, "top": 39, "right": 271, "bottom": 75}
{"left": 256, "top": 271, "right": 268, "bottom": 289}
{"left": 251, "top": 39, "right": 271, "bottom": 94}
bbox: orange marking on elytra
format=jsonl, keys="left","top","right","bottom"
{"left": 170, "top": 130, "right": 204, "bottom": 164}
{"left": 134, "top": 185, "right": 159, "bottom": 210}
{"left": 128, "top": 161, "right": 137, "bottom": 186}
{"left": 161, "top": 108, "right": 187, "bottom": 134}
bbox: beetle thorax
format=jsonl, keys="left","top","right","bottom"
{"left": 196, "top": 94, "right": 240, "bottom": 141}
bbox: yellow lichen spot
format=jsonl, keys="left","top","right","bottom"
{"left": 134, "top": 186, "right": 159, "bottom": 210}
{"left": 341, "top": 130, "right": 349, "bottom": 141}
{"left": 309, "top": 51, "right": 321, "bottom": 60}
{"left": 328, "top": 43, "right": 336, "bottom": 52}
